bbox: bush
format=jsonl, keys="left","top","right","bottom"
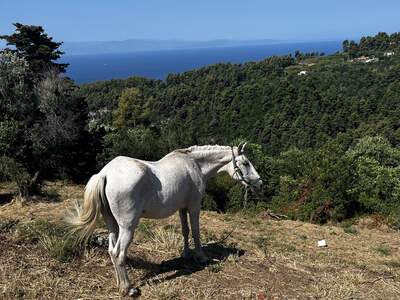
{"left": 0, "top": 156, "right": 33, "bottom": 197}
{"left": 226, "top": 184, "right": 246, "bottom": 212}
{"left": 346, "top": 136, "right": 400, "bottom": 218}
{"left": 202, "top": 193, "right": 218, "bottom": 211}
{"left": 205, "top": 174, "right": 237, "bottom": 212}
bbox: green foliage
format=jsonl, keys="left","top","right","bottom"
{"left": 208, "top": 262, "right": 223, "bottom": 273}
{"left": 0, "top": 50, "right": 33, "bottom": 119}
{"left": 264, "top": 136, "right": 400, "bottom": 224}
{"left": 137, "top": 222, "right": 154, "bottom": 239}
{"left": 0, "top": 44, "right": 93, "bottom": 191}
{"left": 226, "top": 184, "right": 245, "bottom": 212}
{"left": 0, "top": 219, "right": 19, "bottom": 233}
{"left": 79, "top": 30, "right": 400, "bottom": 224}
{"left": 114, "top": 87, "right": 152, "bottom": 129}
{"left": 343, "top": 32, "right": 400, "bottom": 58}
{"left": 343, "top": 226, "right": 358, "bottom": 235}
{"left": 14, "top": 220, "right": 78, "bottom": 262}
{"left": 0, "top": 156, "right": 32, "bottom": 197}
{"left": 376, "top": 244, "right": 391, "bottom": 256}
{"left": 99, "top": 126, "right": 166, "bottom": 164}
{"left": 0, "top": 23, "right": 68, "bottom": 73}
{"left": 202, "top": 193, "right": 218, "bottom": 211}
{"left": 75, "top": 77, "right": 160, "bottom": 132}
{"left": 205, "top": 174, "right": 237, "bottom": 211}
{"left": 346, "top": 136, "right": 400, "bottom": 216}
{"left": 3, "top": 26, "right": 400, "bottom": 225}
{"left": 39, "top": 233, "right": 76, "bottom": 263}
{"left": 254, "top": 236, "right": 273, "bottom": 257}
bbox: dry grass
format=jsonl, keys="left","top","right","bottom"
{"left": 1, "top": 182, "right": 400, "bottom": 299}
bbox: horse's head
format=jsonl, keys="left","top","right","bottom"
{"left": 227, "top": 142, "right": 263, "bottom": 193}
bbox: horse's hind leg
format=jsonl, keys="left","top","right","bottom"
{"left": 101, "top": 206, "right": 120, "bottom": 285}
{"left": 112, "top": 221, "right": 141, "bottom": 297}
{"left": 108, "top": 234, "right": 119, "bottom": 285}
{"left": 179, "top": 208, "right": 191, "bottom": 259}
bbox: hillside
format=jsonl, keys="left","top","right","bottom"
{"left": 1, "top": 182, "right": 400, "bottom": 299}
{"left": 73, "top": 32, "right": 400, "bottom": 225}
{"left": 79, "top": 41, "right": 400, "bottom": 156}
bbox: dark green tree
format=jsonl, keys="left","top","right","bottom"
{"left": 0, "top": 23, "right": 68, "bottom": 73}
{"left": 342, "top": 40, "right": 349, "bottom": 52}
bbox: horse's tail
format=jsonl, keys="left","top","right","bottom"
{"left": 67, "top": 173, "right": 107, "bottom": 245}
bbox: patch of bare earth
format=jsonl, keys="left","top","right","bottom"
{"left": 1, "top": 182, "right": 400, "bottom": 299}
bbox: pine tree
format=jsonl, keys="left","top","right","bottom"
{"left": 0, "top": 23, "right": 68, "bottom": 73}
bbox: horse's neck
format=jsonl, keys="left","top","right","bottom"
{"left": 189, "top": 149, "right": 233, "bottom": 180}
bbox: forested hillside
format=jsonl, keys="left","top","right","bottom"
{"left": 2, "top": 26, "right": 400, "bottom": 225}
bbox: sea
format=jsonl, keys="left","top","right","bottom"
{"left": 61, "top": 41, "right": 341, "bottom": 84}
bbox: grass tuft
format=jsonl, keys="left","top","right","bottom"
{"left": 39, "top": 233, "right": 76, "bottom": 262}
{"left": 375, "top": 244, "right": 391, "bottom": 256}
{"left": 0, "top": 219, "right": 19, "bottom": 233}
{"left": 13, "top": 219, "right": 79, "bottom": 262}
{"left": 146, "top": 227, "right": 183, "bottom": 256}
{"left": 208, "top": 262, "right": 223, "bottom": 273}
{"left": 343, "top": 226, "right": 358, "bottom": 235}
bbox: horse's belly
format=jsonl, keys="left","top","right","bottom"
{"left": 141, "top": 197, "right": 185, "bottom": 219}
{"left": 141, "top": 209, "right": 175, "bottom": 219}
{"left": 140, "top": 171, "right": 194, "bottom": 219}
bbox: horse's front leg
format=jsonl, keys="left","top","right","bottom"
{"left": 179, "top": 208, "right": 191, "bottom": 259}
{"left": 188, "top": 208, "right": 208, "bottom": 264}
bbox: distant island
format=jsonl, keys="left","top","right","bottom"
{"left": 61, "top": 38, "right": 286, "bottom": 55}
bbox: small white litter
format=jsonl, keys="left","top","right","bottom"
{"left": 317, "top": 239, "right": 327, "bottom": 247}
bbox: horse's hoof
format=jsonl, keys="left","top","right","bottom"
{"left": 128, "top": 287, "right": 141, "bottom": 298}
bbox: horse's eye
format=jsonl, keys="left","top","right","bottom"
{"left": 243, "top": 161, "right": 249, "bottom": 166}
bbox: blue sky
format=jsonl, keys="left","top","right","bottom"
{"left": 0, "top": 0, "right": 399, "bottom": 43}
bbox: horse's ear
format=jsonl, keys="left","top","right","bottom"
{"left": 238, "top": 142, "right": 247, "bottom": 154}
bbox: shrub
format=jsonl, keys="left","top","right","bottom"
{"left": 346, "top": 136, "right": 400, "bottom": 219}
{"left": 0, "top": 156, "right": 32, "bottom": 197}
{"left": 202, "top": 193, "right": 218, "bottom": 211}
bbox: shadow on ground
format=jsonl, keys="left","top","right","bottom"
{"left": 0, "top": 190, "right": 61, "bottom": 205}
{"left": 0, "top": 193, "right": 14, "bottom": 205}
{"left": 126, "top": 242, "right": 245, "bottom": 286}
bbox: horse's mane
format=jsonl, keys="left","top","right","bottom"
{"left": 172, "top": 145, "right": 234, "bottom": 158}
{"left": 188, "top": 145, "right": 232, "bottom": 152}
{"left": 175, "top": 145, "right": 232, "bottom": 153}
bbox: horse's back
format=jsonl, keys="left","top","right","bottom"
{"left": 101, "top": 156, "right": 149, "bottom": 182}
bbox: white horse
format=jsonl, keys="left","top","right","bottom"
{"left": 68, "top": 144, "right": 262, "bottom": 297}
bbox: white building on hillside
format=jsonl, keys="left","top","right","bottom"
{"left": 384, "top": 51, "right": 395, "bottom": 57}
{"left": 365, "top": 57, "right": 379, "bottom": 63}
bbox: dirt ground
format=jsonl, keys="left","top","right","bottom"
{"left": 1, "top": 182, "right": 400, "bottom": 299}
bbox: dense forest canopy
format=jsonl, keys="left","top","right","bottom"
{"left": 2, "top": 26, "right": 400, "bottom": 225}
